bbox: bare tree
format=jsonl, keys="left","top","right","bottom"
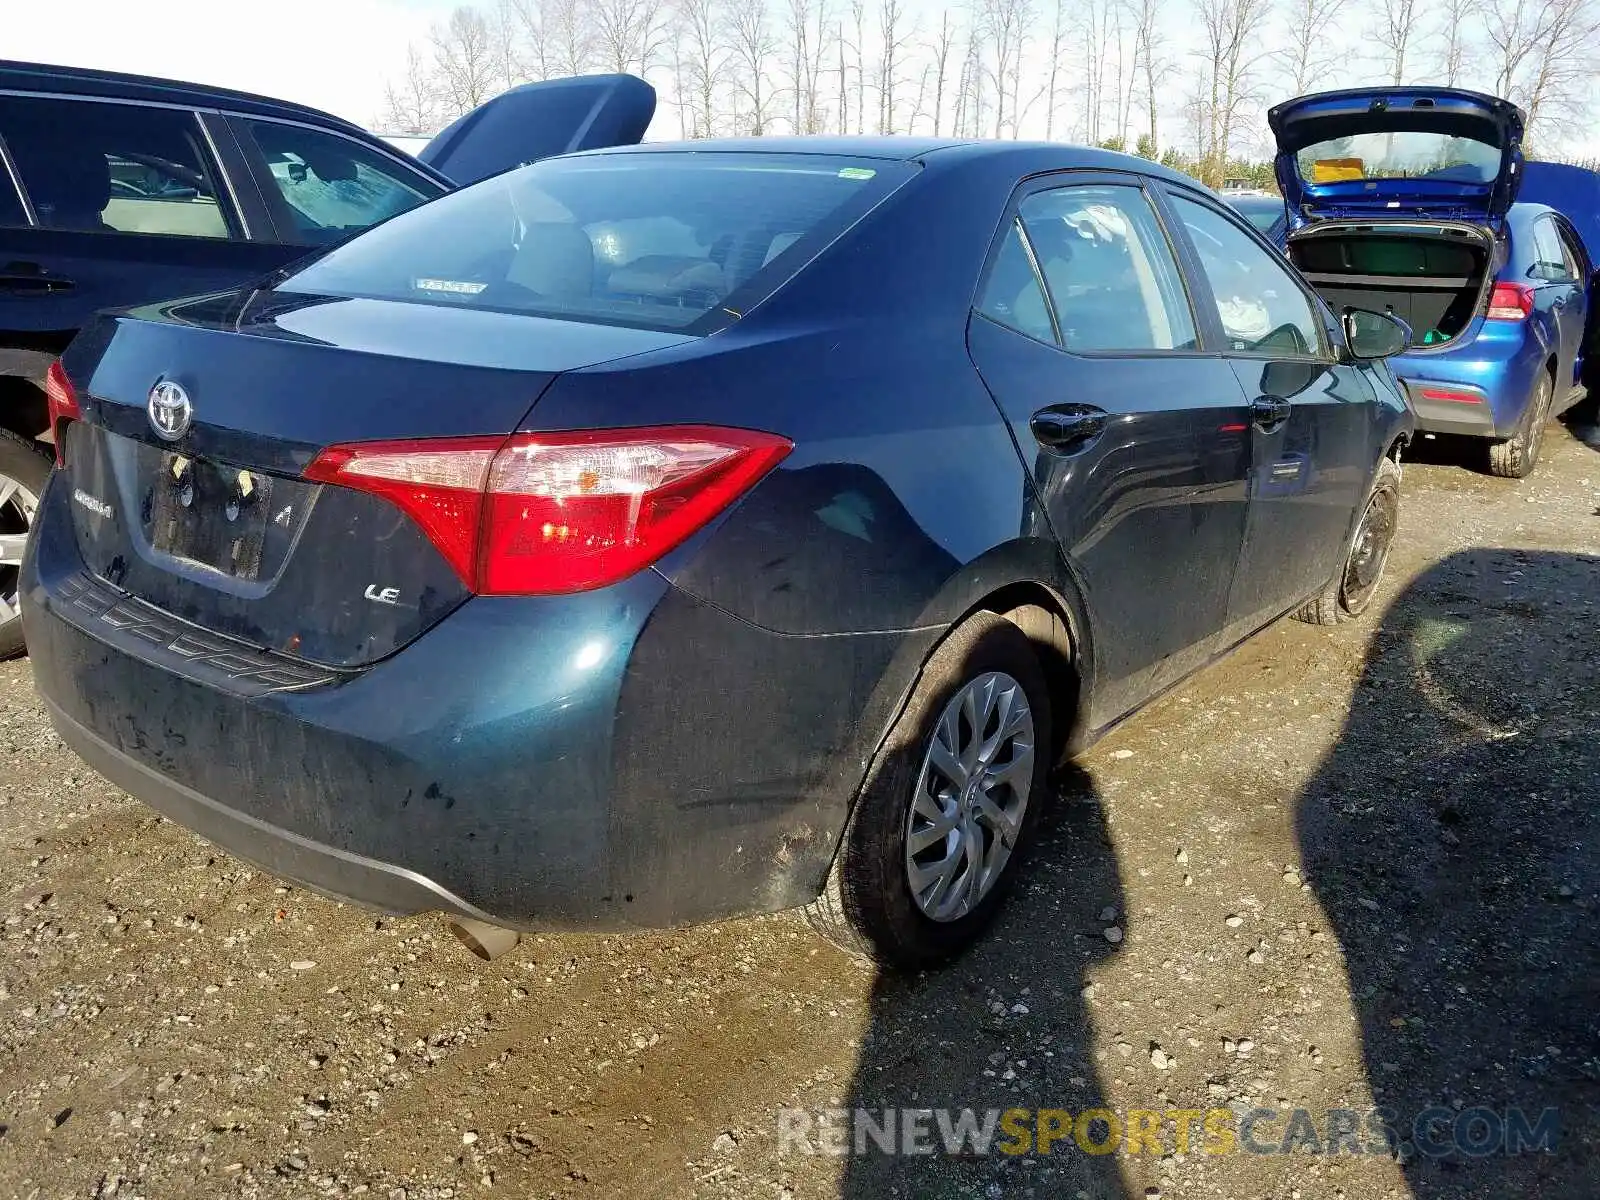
{"left": 926, "top": 9, "right": 960, "bottom": 136}
{"left": 785, "top": 0, "right": 833, "bottom": 133}
{"left": 875, "top": 0, "right": 915, "bottom": 132}
{"left": 1485, "top": 0, "right": 1600, "bottom": 142}
{"left": 728, "top": 0, "right": 779, "bottom": 133}
{"left": 1279, "top": 0, "right": 1347, "bottom": 94}
{"left": 488, "top": 0, "right": 525, "bottom": 90}
{"left": 432, "top": 6, "right": 498, "bottom": 117}
{"left": 511, "top": 0, "right": 595, "bottom": 77}
{"left": 1132, "top": 0, "right": 1169, "bottom": 157}
{"left": 849, "top": 0, "right": 867, "bottom": 133}
{"left": 978, "top": 0, "right": 1031, "bottom": 138}
{"left": 676, "top": 0, "right": 729, "bottom": 136}
{"left": 1371, "top": 0, "right": 1422, "bottom": 84}
{"left": 592, "top": 0, "right": 670, "bottom": 74}
{"left": 1432, "top": 0, "right": 1478, "bottom": 84}
{"left": 1076, "top": 0, "right": 1106, "bottom": 142}
{"left": 379, "top": 45, "right": 443, "bottom": 134}
{"left": 1035, "top": 0, "right": 1069, "bottom": 139}
{"left": 1194, "top": 0, "right": 1275, "bottom": 184}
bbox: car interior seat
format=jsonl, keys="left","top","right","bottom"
{"left": 19, "top": 144, "right": 114, "bottom": 232}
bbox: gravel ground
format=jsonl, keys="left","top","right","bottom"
{"left": 2, "top": 422, "right": 1598, "bottom": 1200}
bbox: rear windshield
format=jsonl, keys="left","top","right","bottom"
{"left": 1297, "top": 133, "right": 1500, "bottom": 187}
{"left": 276, "top": 151, "right": 915, "bottom": 333}
{"left": 1227, "top": 195, "right": 1285, "bottom": 232}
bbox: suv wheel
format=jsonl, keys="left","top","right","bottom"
{"left": 0, "top": 429, "right": 49, "bottom": 659}
{"left": 1295, "top": 456, "right": 1401, "bottom": 626}
{"left": 1487, "top": 372, "right": 1553, "bottom": 479}
{"left": 805, "top": 612, "right": 1052, "bottom": 968}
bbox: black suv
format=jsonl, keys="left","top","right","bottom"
{"left": 0, "top": 60, "right": 654, "bottom": 654}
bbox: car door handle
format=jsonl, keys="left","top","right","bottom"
{"left": 0, "top": 264, "right": 74, "bottom": 294}
{"left": 1030, "top": 405, "right": 1108, "bottom": 454}
{"left": 1250, "top": 396, "right": 1291, "bottom": 431}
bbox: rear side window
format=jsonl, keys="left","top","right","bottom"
{"left": 1018, "top": 184, "right": 1197, "bottom": 353}
{"left": 0, "top": 96, "right": 233, "bottom": 238}
{"left": 976, "top": 219, "right": 1055, "bottom": 344}
{"left": 1172, "top": 195, "right": 1324, "bottom": 357}
{"left": 241, "top": 120, "right": 439, "bottom": 245}
{"left": 277, "top": 152, "right": 917, "bottom": 333}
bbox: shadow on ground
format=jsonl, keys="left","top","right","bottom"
{"left": 834, "top": 764, "right": 1130, "bottom": 1198}
{"left": 1296, "top": 547, "right": 1600, "bottom": 1195}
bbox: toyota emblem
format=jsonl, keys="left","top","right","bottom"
{"left": 147, "top": 380, "right": 193, "bottom": 442}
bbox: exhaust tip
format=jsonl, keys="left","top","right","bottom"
{"left": 448, "top": 917, "right": 521, "bottom": 962}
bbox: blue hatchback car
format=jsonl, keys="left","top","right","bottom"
{"left": 23, "top": 138, "right": 1413, "bottom": 967}
{"left": 1271, "top": 87, "right": 1595, "bottom": 477}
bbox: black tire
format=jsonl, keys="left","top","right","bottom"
{"left": 1294, "top": 456, "right": 1402, "bottom": 626}
{"left": 1487, "top": 371, "right": 1553, "bottom": 479}
{"left": 0, "top": 428, "right": 50, "bottom": 659}
{"left": 805, "top": 611, "right": 1052, "bottom": 968}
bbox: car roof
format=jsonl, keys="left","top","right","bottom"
{"left": 0, "top": 58, "right": 371, "bottom": 138}
{"left": 577, "top": 135, "right": 1206, "bottom": 185}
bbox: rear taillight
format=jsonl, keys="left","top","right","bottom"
{"left": 304, "top": 426, "right": 792, "bottom": 595}
{"left": 44, "top": 360, "right": 80, "bottom": 466}
{"left": 1486, "top": 282, "right": 1534, "bottom": 322}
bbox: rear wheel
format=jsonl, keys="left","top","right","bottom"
{"left": 805, "top": 612, "right": 1051, "bottom": 968}
{"left": 1487, "top": 372, "right": 1553, "bottom": 479}
{"left": 0, "top": 430, "right": 49, "bottom": 659}
{"left": 1294, "top": 457, "right": 1401, "bottom": 626}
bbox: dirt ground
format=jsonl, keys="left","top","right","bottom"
{"left": 2, "top": 421, "right": 1598, "bottom": 1200}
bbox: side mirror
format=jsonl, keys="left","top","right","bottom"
{"left": 1342, "top": 308, "right": 1412, "bottom": 360}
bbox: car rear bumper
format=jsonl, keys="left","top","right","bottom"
{"left": 43, "top": 692, "right": 499, "bottom": 922}
{"left": 1401, "top": 380, "right": 1499, "bottom": 436}
{"left": 1392, "top": 324, "right": 1546, "bottom": 439}
{"left": 23, "top": 469, "right": 913, "bottom": 930}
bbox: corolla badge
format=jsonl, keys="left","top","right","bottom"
{"left": 147, "top": 380, "right": 193, "bottom": 442}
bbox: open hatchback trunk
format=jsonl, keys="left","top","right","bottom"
{"left": 1270, "top": 87, "right": 1526, "bottom": 348}
{"left": 1268, "top": 86, "right": 1524, "bottom": 226}
{"left": 1286, "top": 222, "right": 1495, "bottom": 347}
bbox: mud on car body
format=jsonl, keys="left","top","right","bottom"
{"left": 25, "top": 138, "right": 1412, "bottom": 967}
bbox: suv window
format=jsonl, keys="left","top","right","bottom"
{"left": 1018, "top": 185, "right": 1197, "bottom": 352}
{"left": 0, "top": 96, "right": 232, "bottom": 238}
{"left": 1171, "top": 194, "right": 1323, "bottom": 357}
{"left": 242, "top": 120, "right": 439, "bottom": 245}
{"left": 976, "top": 219, "right": 1056, "bottom": 344}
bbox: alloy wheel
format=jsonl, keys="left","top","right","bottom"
{"left": 0, "top": 472, "right": 39, "bottom": 626}
{"left": 904, "top": 671, "right": 1036, "bottom": 923}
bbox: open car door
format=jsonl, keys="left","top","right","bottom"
{"left": 419, "top": 74, "right": 656, "bottom": 187}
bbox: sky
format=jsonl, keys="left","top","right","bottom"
{"left": 3, "top": 0, "right": 448, "bottom": 130}
{"left": 7, "top": 0, "right": 1597, "bottom": 157}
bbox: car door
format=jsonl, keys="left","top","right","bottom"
{"left": 0, "top": 94, "right": 294, "bottom": 356}
{"left": 1552, "top": 215, "right": 1594, "bottom": 392}
{"left": 1162, "top": 187, "right": 1378, "bottom": 643}
{"left": 966, "top": 174, "right": 1253, "bottom": 728}
{"left": 1531, "top": 214, "right": 1587, "bottom": 394}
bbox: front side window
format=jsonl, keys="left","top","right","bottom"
{"left": 1172, "top": 195, "right": 1323, "bottom": 357}
{"left": 0, "top": 96, "right": 232, "bottom": 238}
{"left": 1017, "top": 184, "right": 1197, "bottom": 353}
{"left": 243, "top": 121, "right": 438, "bottom": 245}
{"left": 278, "top": 152, "right": 917, "bottom": 333}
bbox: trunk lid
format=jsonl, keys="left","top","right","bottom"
{"left": 1269, "top": 87, "right": 1525, "bottom": 227}
{"left": 419, "top": 74, "right": 655, "bottom": 186}
{"left": 59, "top": 288, "right": 693, "bottom": 666}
